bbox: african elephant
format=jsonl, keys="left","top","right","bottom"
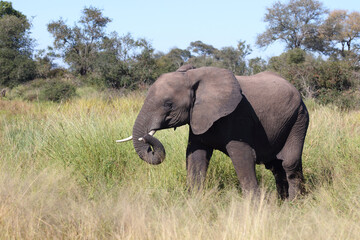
{"left": 117, "top": 65, "right": 309, "bottom": 200}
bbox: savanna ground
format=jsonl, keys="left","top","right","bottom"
{"left": 0, "top": 89, "right": 360, "bottom": 239}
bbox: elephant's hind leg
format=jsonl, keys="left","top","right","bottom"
{"left": 277, "top": 105, "right": 309, "bottom": 200}
{"left": 265, "top": 159, "right": 289, "bottom": 200}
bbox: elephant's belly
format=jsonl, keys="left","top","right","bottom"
{"left": 253, "top": 146, "right": 282, "bottom": 164}
{"left": 252, "top": 119, "right": 295, "bottom": 164}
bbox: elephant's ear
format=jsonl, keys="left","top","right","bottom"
{"left": 187, "top": 67, "right": 243, "bottom": 135}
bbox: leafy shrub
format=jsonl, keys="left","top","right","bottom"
{"left": 268, "top": 49, "right": 357, "bottom": 102}
{"left": 7, "top": 78, "right": 77, "bottom": 102}
{"left": 268, "top": 52, "right": 318, "bottom": 98}
{"left": 82, "top": 73, "right": 107, "bottom": 89}
{"left": 47, "top": 68, "right": 68, "bottom": 79}
{"left": 7, "top": 79, "right": 45, "bottom": 101}
{"left": 314, "top": 61, "right": 352, "bottom": 91}
{"left": 285, "top": 48, "right": 306, "bottom": 64}
{"left": 316, "top": 89, "right": 340, "bottom": 105}
{"left": 40, "top": 79, "right": 76, "bottom": 102}
{"left": 316, "top": 89, "right": 360, "bottom": 110}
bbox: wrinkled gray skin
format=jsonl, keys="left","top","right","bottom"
{"left": 132, "top": 65, "right": 309, "bottom": 200}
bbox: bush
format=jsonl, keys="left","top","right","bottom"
{"left": 40, "top": 79, "right": 77, "bottom": 102}
{"left": 47, "top": 68, "right": 68, "bottom": 79}
{"left": 314, "top": 61, "right": 353, "bottom": 91}
{"left": 316, "top": 89, "right": 360, "bottom": 110}
{"left": 285, "top": 48, "right": 306, "bottom": 64}
{"left": 7, "top": 79, "right": 45, "bottom": 101}
{"left": 268, "top": 49, "right": 358, "bottom": 102}
{"left": 6, "top": 78, "right": 77, "bottom": 102}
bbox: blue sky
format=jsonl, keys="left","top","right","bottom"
{"left": 10, "top": 0, "right": 360, "bottom": 60}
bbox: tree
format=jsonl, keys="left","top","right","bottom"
{"left": 94, "top": 32, "right": 159, "bottom": 88}
{"left": 188, "top": 40, "right": 216, "bottom": 57}
{"left": 34, "top": 48, "right": 57, "bottom": 78}
{"left": 0, "top": 1, "right": 36, "bottom": 87}
{"left": 320, "top": 10, "right": 360, "bottom": 57}
{"left": 94, "top": 33, "right": 134, "bottom": 88}
{"left": 155, "top": 48, "right": 191, "bottom": 74}
{"left": 166, "top": 48, "right": 191, "bottom": 68}
{"left": 0, "top": 0, "right": 24, "bottom": 18}
{"left": 256, "top": 0, "right": 327, "bottom": 50}
{"left": 185, "top": 40, "right": 254, "bottom": 74}
{"left": 214, "top": 41, "right": 252, "bottom": 75}
{"left": 187, "top": 40, "right": 217, "bottom": 66}
{"left": 47, "top": 6, "right": 111, "bottom": 75}
{"left": 248, "top": 57, "right": 267, "bottom": 75}
{"left": 131, "top": 38, "right": 158, "bottom": 86}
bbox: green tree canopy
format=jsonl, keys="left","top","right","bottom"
{"left": 155, "top": 48, "right": 192, "bottom": 73}
{"left": 94, "top": 32, "right": 158, "bottom": 88}
{"left": 0, "top": 1, "right": 35, "bottom": 87}
{"left": 47, "top": 6, "right": 111, "bottom": 75}
{"left": 188, "top": 41, "right": 216, "bottom": 57}
{"left": 256, "top": 0, "right": 328, "bottom": 50}
{"left": 0, "top": 1, "right": 24, "bottom": 18}
{"left": 214, "top": 41, "right": 252, "bottom": 75}
{"left": 320, "top": 10, "right": 360, "bottom": 57}
{"left": 186, "top": 40, "right": 253, "bottom": 75}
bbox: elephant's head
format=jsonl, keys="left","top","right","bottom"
{"left": 118, "top": 65, "right": 243, "bottom": 165}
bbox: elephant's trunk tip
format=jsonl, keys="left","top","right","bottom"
{"left": 133, "top": 133, "right": 165, "bottom": 165}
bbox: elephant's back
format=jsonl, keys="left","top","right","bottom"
{"left": 236, "top": 71, "right": 303, "bottom": 150}
{"left": 238, "top": 71, "right": 299, "bottom": 96}
{"left": 236, "top": 71, "right": 302, "bottom": 118}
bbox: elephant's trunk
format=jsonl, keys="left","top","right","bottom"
{"left": 132, "top": 109, "right": 165, "bottom": 165}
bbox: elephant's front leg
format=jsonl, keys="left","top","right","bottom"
{"left": 226, "top": 141, "right": 259, "bottom": 195}
{"left": 186, "top": 139, "right": 213, "bottom": 191}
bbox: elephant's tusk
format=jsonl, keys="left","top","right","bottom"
{"left": 138, "top": 130, "right": 156, "bottom": 141}
{"left": 116, "top": 136, "right": 133, "bottom": 143}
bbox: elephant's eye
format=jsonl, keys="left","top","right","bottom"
{"left": 164, "top": 101, "right": 173, "bottom": 110}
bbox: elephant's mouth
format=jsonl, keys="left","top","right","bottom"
{"left": 161, "top": 116, "right": 186, "bottom": 131}
{"left": 137, "top": 130, "right": 156, "bottom": 141}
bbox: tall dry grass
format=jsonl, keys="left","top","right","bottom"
{"left": 0, "top": 94, "right": 359, "bottom": 239}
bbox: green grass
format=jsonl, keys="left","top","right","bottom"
{"left": 0, "top": 94, "right": 360, "bottom": 239}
